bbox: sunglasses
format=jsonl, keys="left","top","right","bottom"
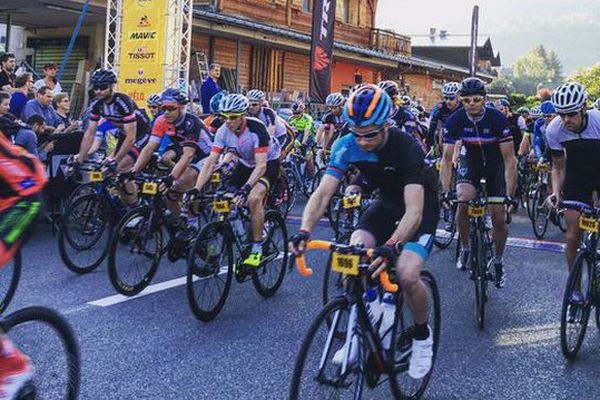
{"left": 161, "top": 105, "right": 178, "bottom": 112}
{"left": 444, "top": 96, "right": 457, "bottom": 101}
{"left": 461, "top": 96, "right": 484, "bottom": 105}
{"left": 249, "top": 103, "right": 261, "bottom": 107}
{"left": 221, "top": 113, "right": 244, "bottom": 121}
{"left": 350, "top": 127, "right": 383, "bottom": 140}
{"left": 558, "top": 111, "right": 579, "bottom": 118}
{"left": 93, "top": 84, "right": 110, "bottom": 91}
{"left": 543, "top": 114, "right": 555, "bottom": 119}
{"left": 148, "top": 105, "right": 159, "bottom": 109}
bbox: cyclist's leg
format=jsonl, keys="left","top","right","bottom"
{"left": 487, "top": 163, "right": 509, "bottom": 259}
{"left": 455, "top": 161, "right": 478, "bottom": 249}
{"left": 562, "top": 176, "right": 593, "bottom": 272}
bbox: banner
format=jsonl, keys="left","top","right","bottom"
{"left": 118, "top": 0, "right": 167, "bottom": 106}
{"left": 309, "top": 0, "right": 336, "bottom": 104}
{"left": 469, "top": 5, "right": 479, "bottom": 77}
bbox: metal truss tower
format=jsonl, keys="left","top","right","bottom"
{"left": 103, "top": 0, "right": 193, "bottom": 91}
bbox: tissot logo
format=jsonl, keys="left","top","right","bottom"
{"left": 313, "top": 46, "right": 330, "bottom": 71}
{"left": 129, "top": 31, "right": 157, "bottom": 40}
{"left": 128, "top": 46, "right": 156, "bottom": 60}
{"left": 319, "top": 0, "right": 332, "bottom": 40}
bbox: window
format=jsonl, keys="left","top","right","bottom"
{"left": 338, "top": 0, "right": 350, "bottom": 23}
{"left": 303, "top": 0, "right": 312, "bottom": 12}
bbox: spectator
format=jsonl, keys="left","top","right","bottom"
{"left": 34, "top": 63, "right": 63, "bottom": 94}
{"left": 26, "top": 114, "right": 56, "bottom": 160}
{"left": 21, "top": 86, "right": 62, "bottom": 129}
{"left": 9, "top": 73, "right": 34, "bottom": 119}
{"left": 8, "top": 115, "right": 40, "bottom": 157}
{"left": 53, "top": 92, "right": 77, "bottom": 132}
{"left": 0, "top": 53, "right": 16, "bottom": 91}
{"left": 0, "top": 91, "right": 10, "bottom": 117}
{"left": 200, "top": 63, "right": 221, "bottom": 114}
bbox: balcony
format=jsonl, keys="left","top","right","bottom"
{"left": 370, "top": 28, "right": 411, "bottom": 57}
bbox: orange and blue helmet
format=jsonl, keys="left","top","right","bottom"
{"left": 343, "top": 84, "right": 392, "bottom": 128}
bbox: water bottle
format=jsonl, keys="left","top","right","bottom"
{"left": 364, "top": 288, "right": 382, "bottom": 329}
{"left": 230, "top": 210, "right": 246, "bottom": 243}
{"left": 379, "top": 292, "right": 396, "bottom": 349}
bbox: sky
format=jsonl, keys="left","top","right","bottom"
{"left": 376, "top": 0, "right": 600, "bottom": 75}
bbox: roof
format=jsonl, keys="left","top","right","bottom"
{"left": 410, "top": 35, "right": 493, "bottom": 48}
{"left": 411, "top": 36, "right": 501, "bottom": 67}
{"left": 192, "top": 8, "right": 494, "bottom": 79}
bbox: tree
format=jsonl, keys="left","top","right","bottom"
{"left": 510, "top": 45, "right": 563, "bottom": 95}
{"left": 569, "top": 63, "right": 600, "bottom": 101}
{"left": 547, "top": 50, "right": 564, "bottom": 87}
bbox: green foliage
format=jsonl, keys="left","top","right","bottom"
{"left": 508, "top": 93, "right": 527, "bottom": 107}
{"left": 509, "top": 45, "right": 565, "bottom": 95}
{"left": 569, "top": 63, "right": 600, "bottom": 101}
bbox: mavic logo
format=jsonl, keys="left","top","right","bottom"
{"left": 129, "top": 31, "right": 157, "bottom": 40}
{"left": 313, "top": 46, "right": 330, "bottom": 71}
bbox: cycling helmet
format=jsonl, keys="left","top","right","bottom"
{"left": 551, "top": 82, "right": 588, "bottom": 114}
{"left": 90, "top": 68, "right": 117, "bottom": 86}
{"left": 540, "top": 100, "right": 556, "bottom": 116}
{"left": 442, "top": 82, "right": 461, "bottom": 97}
{"left": 219, "top": 94, "right": 249, "bottom": 114}
{"left": 147, "top": 93, "right": 161, "bottom": 106}
{"left": 516, "top": 107, "right": 529, "bottom": 115}
{"left": 593, "top": 98, "right": 600, "bottom": 110}
{"left": 343, "top": 84, "right": 392, "bottom": 128}
{"left": 247, "top": 89, "right": 266, "bottom": 102}
{"left": 209, "top": 91, "right": 228, "bottom": 114}
{"left": 529, "top": 106, "right": 542, "bottom": 118}
{"left": 160, "top": 88, "right": 188, "bottom": 105}
{"left": 377, "top": 80, "right": 400, "bottom": 98}
{"left": 495, "top": 99, "right": 511, "bottom": 109}
{"left": 459, "top": 77, "right": 486, "bottom": 97}
{"left": 399, "top": 95, "right": 412, "bottom": 106}
{"left": 291, "top": 99, "right": 306, "bottom": 114}
{"left": 325, "top": 92, "right": 346, "bottom": 107}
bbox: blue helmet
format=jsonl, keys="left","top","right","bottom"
{"left": 343, "top": 84, "right": 392, "bottom": 128}
{"left": 160, "top": 88, "right": 188, "bottom": 105}
{"left": 209, "top": 90, "right": 228, "bottom": 114}
{"left": 540, "top": 100, "right": 556, "bottom": 116}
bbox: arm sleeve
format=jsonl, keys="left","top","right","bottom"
{"left": 211, "top": 126, "right": 226, "bottom": 154}
{"left": 325, "top": 135, "right": 350, "bottom": 180}
{"left": 545, "top": 120, "right": 564, "bottom": 156}
{"left": 150, "top": 117, "right": 168, "bottom": 144}
{"left": 253, "top": 121, "right": 271, "bottom": 153}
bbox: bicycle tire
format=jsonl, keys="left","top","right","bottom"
{"left": 526, "top": 183, "right": 536, "bottom": 221}
{"left": 58, "top": 193, "right": 112, "bottom": 274}
{"left": 186, "top": 221, "right": 234, "bottom": 322}
{"left": 0, "top": 251, "right": 21, "bottom": 314}
{"left": 560, "top": 251, "right": 593, "bottom": 359}
{"left": 252, "top": 210, "right": 288, "bottom": 297}
{"left": 532, "top": 185, "right": 549, "bottom": 239}
{"left": 389, "top": 270, "right": 441, "bottom": 399}
{"left": 289, "top": 297, "right": 364, "bottom": 400}
{"left": 471, "top": 231, "right": 486, "bottom": 330}
{"left": 0, "top": 306, "right": 80, "bottom": 400}
{"left": 107, "top": 205, "right": 162, "bottom": 296}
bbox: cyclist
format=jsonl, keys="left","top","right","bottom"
{"left": 147, "top": 93, "right": 162, "bottom": 123}
{"left": 316, "top": 92, "right": 346, "bottom": 152}
{"left": 495, "top": 98, "right": 527, "bottom": 156}
{"left": 546, "top": 83, "right": 600, "bottom": 292}
{"left": 426, "top": 82, "right": 462, "bottom": 150}
{"left": 532, "top": 101, "right": 556, "bottom": 161}
{"left": 74, "top": 68, "right": 151, "bottom": 172}
{"left": 288, "top": 99, "right": 315, "bottom": 175}
{"left": 204, "top": 90, "right": 227, "bottom": 135}
{"left": 289, "top": 84, "right": 439, "bottom": 379}
{"left": 441, "top": 77, "right": 517, "bottom": 288}
{"left": 189, "top": 94, "right": 281, "bottom": 269}
{"left": 246, "top": 89, "right": 291, "bottom": 150}
{"left": 0, "top": 127, "right": 47, "bottom": 399}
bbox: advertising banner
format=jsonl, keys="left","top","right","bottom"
{"left": 118, "top": 0, "right": 167, "bottom": 104}
{"left": 309, "top": 0, "right": 337, "bottom": 104}
{"left": 469, "top": 5, "right": 479, "bottom": 77}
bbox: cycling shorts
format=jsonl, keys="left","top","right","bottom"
{"left": 0, "top": 196, "right": 41, "bottom": 268}
{"left": 562, "top": 174, "right": 600, "bottom": 206}
{"left": 457, "top": 157, "right": 506, "bottom": 201}
{"left": 228, "top": 160, "right": 280, "bottom": 191}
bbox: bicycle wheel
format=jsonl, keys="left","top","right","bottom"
{"left": 311, "top": 166, "right": 327, "bottom": 194}
{"left": 57, "top": 193, "right": 113, "bottom": 274}
{"left": 186, "top": 221, "right": 233, "bottom": 322}
{"left": 289, "top": 297, "right": 364, "bottom": 400}
{"left": 389, "top": 270, "right": 441, "bottom": 399}
{"left": 434, "top": 204, "right": 455, "bottom": 249}
{"left": 0, "top": 251, "right": 21, "bottom": 314}
{"left": 471, "top": 231, "right": 487, "bottom": 330}
{"left": 532, "top": 186, "right": 549, "bottom": 239}
{"left": 284, "top": 167, "right": 299, "bottom": 213}
{"left": 252, "top": 210, "right": 288, "bottom": 297}
{"left": 526, "top": 183, "right": 537, "bottom": 221}
{"left": 107, "top": 206, "right": 162, "bottom": 296}
{"left": 0, "top": 306, "right": 80, "bottom": 400}
{"left": 560, "top": 251, "right": 593, "bottom": 359}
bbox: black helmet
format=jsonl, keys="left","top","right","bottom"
{"left": 90, "top": 68, "right": 117, "bottom": 86}
{"left": 459, "top": 77, "right": 486, "bottom": 97}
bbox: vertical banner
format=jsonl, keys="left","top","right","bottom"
{"left": 309, "top": 0, "right": 336, "bottom": 104}
{"left": 469, "top": 5, "right": 479, "bottom": 77}
{"left": 118, "top": 0, "right": 167, "bottom": 105}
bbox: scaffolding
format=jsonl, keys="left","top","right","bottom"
{"left": 103, "top": 0, "right": 192, "bottom": 91}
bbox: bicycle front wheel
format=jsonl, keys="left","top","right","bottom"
{"left": 252, "top": 210, "right": 288, "bottom": 297}
{"left": 389, "top": 270, "right": 441, "bottom": 399}
{"left": 0, "top": 251, "right": 21, "bottom": 314}
{"left": 531, "top": 185, "right": 549, "bottom": 239}
{"left": 289, "top": 297, "right": 364, "bottom": 400}
{"left": 0, "top": 306, "right": 80, "bottom": 400}
{"left": 472, "top": 231, "right": 488, "bottom": 330}
{"left": 560, "top": 251, "right": 593, "bottom": 359}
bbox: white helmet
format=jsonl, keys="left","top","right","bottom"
{"left": 219, "top": 94, "right": 249, "bottom": 114}
{"left": 246, "top": 89, "right": 266, "bottom": 102}
{"left": 529, "top": 106, "right": 542, "bottom": 118}
{"left": 442, "top": 82, "right": 460, "bottom": 97}
{"left": 551, "top": 82, "right": 588, "bottom": 114}
{"left": 593, "top": 98, "right": 600, "bottom": 110}
{"left": 325, "top": 92, "right": 345, "bottom": 107}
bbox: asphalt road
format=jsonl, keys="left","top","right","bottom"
{"left": 4, "top": 201, "right": 600, "bottom": 400}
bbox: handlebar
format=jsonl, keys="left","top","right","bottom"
{"left": 295, "top": 240, "right": 398, "bottom": 293}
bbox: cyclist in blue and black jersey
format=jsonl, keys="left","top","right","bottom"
{"left": 426, "top": 82, "right": 462, "bottom": 150}
{"left": 440, "top": 77, "right": 517, "bottom": 288}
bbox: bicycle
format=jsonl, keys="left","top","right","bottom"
{"left": 528, "top": 162, "right": 565, "bottom": 238}
{"left": 432, "top": 158, "right": 457, "bottom": 250}
{"left": 0, "top": 304, "right": 80, "bottom": 399}
{"left": 283, "top": 142, "right": 316, "bottom": 199}
{"left": 559, "top": 203, "right": 600, "bottom": 359}
{"left": 290, "top": 240, "right": 440, "bottom": 399}
{"left": 186, "top": 190, "right": 288, "bottom": 322}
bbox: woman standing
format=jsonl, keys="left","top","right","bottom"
{"left": 34, "top": 63, "right": 62, "bottom": 94}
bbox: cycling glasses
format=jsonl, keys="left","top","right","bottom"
{"left": 558, "top": 111, "right": 580, "bottom": 118}
{"left": 161, "top": 105, "right": 178, "bottom": 112}
{"left": 148, "top": 105, "right": 159, "bottom": 110}
{"left": 461, "top": 96, "right": 484, "bottom": 105}
{"left": 444, "top": 96, "right": 457, "bottom": 101}
{"left": 350, "top": 126, "right": 384, "bottom": 140}
{"left": 93, "top": 84, "right": 110, "bottom": 91}
{"left": 249, "top": 103, "right": 261, "bottom": 108}
{"left": 221, "top": 113, "right": 245, "bottom": 121}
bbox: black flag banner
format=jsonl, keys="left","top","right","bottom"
{"left": 469, "top": 5, "right": 480, "bottom": 77}
{"left": 309, "top": 0, "right": 337, "bottom": 103}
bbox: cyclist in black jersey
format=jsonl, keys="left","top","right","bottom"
{"left": 246, "top": 89, "right": 290, "bottom": 149}
{"left": 75, "top": 68, "right": 150, "bottom": 172}
{"left": 426, "top": 82, "right": 462, "bottom": 150}
{"left": 316, "top": 92, "right": 346, "bottom": 151}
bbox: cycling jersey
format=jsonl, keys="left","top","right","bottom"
{"left": 150, "top": 113, "right": 212, "bottom": 160}
{"left": 89, "top": 93, "right": 150, "bottom": 141}
{"left": 427, "top": 102, "right": 463, "bottom": 145}
{"left": 321, "top": 111, "right": 345, "bottom": 132}
{"left": 211, "top": 117, "right": 280, "bottom": 167}
{"left": 390, "top": 106, "right": 416, "bottom": 129}
{"left": 288, "top": 114, "right": 314, "bottom": 140}
{"left": 532, "top": 117, "right": 549, "bottom": 159}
